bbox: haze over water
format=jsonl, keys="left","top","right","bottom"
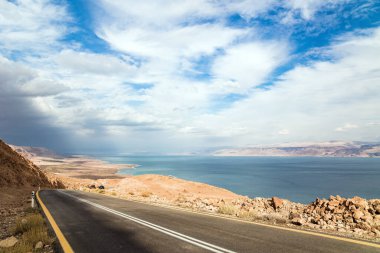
{"left": 97, "top": 156, "right": 380, "bottom": 204}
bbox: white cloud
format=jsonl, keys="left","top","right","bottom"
{"left": 20, "top": 79, "right": 68, "bottom": 97}
{"left": 285, "top": 0, "right": 346, "bottom": 20}
{"left": 285, "top": 0, "right": 326, "bottom": 19}
{"left": 99, "top": 24, "right": 246, "bottom": 76}
{"left": 194, "top": 27, "right": 380, "bottom": 145}
{"left": 96, "top": 0, "right": 277, "bottom": 28}
{"left": 55, "top": 50, "right": 136, "bottom": 76}
{"left": 335, "top": 123, "right": 358, "bottom": 132}
{"left": 223, "top": 0, "right": 277, "bottom": 19}
{"left": 0, "top": 56, "right": 67, "bottom": 97}
{"left": 96, "top": 0, "right": 217, "bottom": 27}
{"left": 212, "top": 41, "right": 288, "bottom": 91}
{"left": 0, "top": 0, "right": 70, "bottom": 54}
{"left": 278, "top": 129, "right": 290, "bottom": 135}
{"left": 84, "top": 0, "right": 292, "bottom": 142}
{"left": 94, "top": 0, "right": 294, "bottom": 88}
{"left": 48, "top": 3, "right": 380, "bottom": 150}
{"left": 1, "top": 0, "right": 379, "bottom": 153}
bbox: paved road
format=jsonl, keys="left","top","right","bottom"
{"left": 38, "top": 190, "right": 380, "bottom": 253}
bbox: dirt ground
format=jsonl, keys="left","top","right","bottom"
{"left": 0, "top": 187, "right": 39, "bottom": 239}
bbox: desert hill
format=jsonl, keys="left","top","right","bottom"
{"left": 10, "top": 145, "right": 61, "bottom": 160}
{"left": 0, "top": 139, "right": 53, "bottom": 188}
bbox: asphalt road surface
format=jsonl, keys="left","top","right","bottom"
{"left": 38, "top": 190, "right": 380, "bottom": 253}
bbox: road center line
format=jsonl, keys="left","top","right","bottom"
{"left": 58, "top": 190, "right": 236, "bottom": 253}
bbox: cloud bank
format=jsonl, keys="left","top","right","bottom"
{"left": 0, "top": 0, "right": 379, "bottom": 153}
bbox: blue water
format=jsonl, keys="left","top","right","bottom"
{"left": 97, "top": 156, "right": 380, "bottom": 203}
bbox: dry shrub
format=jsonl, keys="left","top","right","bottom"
{"left": 1, "top": 213, "right": 54, "bottom": 253}
{"left": 13, "top": 214, "right": 44, "bottom": 235}
{"left": 96, "top": 189, "right": 105, "bottom": 194}
{"left": 217, "top": 204, "right": 238, "bottom": 215}
{"left": 141, "top": 191, "right": 152, "bottom": 198}
{"left": 238, "top": 210, "right": 258, "bottom": 220}
{"left": 258, "top": 213, "right": 287, "bottom": 224}
{"left": 21, "top": 225, "right": 52, "bottom": 247}
{"left": 176, "top": 195, "right": 187, "bottom": 203}
{"left": 24, "top": 207, "right": 37, "bottom": 214}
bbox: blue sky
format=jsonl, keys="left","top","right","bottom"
{"left": 0, "top": 0, "right": 380, "bottom": 153}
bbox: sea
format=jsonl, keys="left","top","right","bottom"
{"left": 96, "top": 156, "right": 380, "bottom": 204}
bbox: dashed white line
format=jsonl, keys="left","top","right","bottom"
{"left": 58, "top": 190, "right": 236, "bottom": 253}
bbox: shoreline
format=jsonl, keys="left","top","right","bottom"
{"left": 112, "top": 155, "right": 380, "bottom": 205}
{"left": 10, "top": 145, "right": 380, "bottom": 242}
{"left": 20, "top": 149, "right": 380, "bottom": 203}
{"left": 115, "top": 163, "right": 140, "bottom": 175}
{"left": 14, "top": 147, "right": 380, "bottom": 201}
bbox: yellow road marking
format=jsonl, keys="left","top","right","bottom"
{"left": 81, "top": 190, "right": 380, "bottom": 249}
{"left": 37, "top": 191, "right": 75, "bottom": 253}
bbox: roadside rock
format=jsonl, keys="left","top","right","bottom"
{"left": 353, "top": 210, "right": 364, "bottom": 220}
{"left": 351, "top": 196, "right": 368, "bottom": 210}
{"left": 21, "top": 218, "right": 27, "bottom": 225}
{"left": 374, "top": 215, "right": 380, "bottom": 226}
{"left": 272, "top": 197, "right": 283, "bottom": 211}
{"left": 0, "top": 236, "right": 18, "bottom": 248}
{"left": 289, "top": 212, "right": 301, "bottom": 220}
{"left": 291, "top": 217, "right": 305, "bottom": 226}
{"left": 35, "top": 241, "right": 43, "bottom": 249}
{"left": 357, "top": 222, "right": 372, "bottom": 231}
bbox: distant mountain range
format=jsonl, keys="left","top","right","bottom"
{"left": 10, "top": 145, "right": 61, "bottom": 159}
{"left": 7, "top": 141, "right": 380, "bottom": 158}
{"left": 213, "top": 141, "right": 380, "bottom": 157}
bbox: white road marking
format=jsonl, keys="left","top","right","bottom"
{"left": 58, "top": 190, "right": 236, "bottom": 253}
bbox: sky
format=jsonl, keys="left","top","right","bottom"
{"left": 0, "top": 0, "right": 380, "bottom": 154}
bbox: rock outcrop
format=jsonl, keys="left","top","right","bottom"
{"left": 174, "top": 194, "right": 380, "bottom": 239}
{"left": 301, "top": 195, "right": 380, "bottom": 237}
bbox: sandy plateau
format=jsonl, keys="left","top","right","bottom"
{"left": 8, "top": 145, "right": 380, "bottom": 243}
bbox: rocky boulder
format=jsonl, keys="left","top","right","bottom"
{"left": 272, "top": 197, "right": 284, "bottom": 211}
{"left": 0, "top": 236, "right": 18, "bottom": 248}
{"left": 35, "top": 241, "right": 43, "bottom": 249}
